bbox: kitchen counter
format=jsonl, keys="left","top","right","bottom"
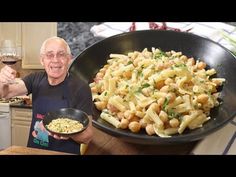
{"left": 85, "top": 127, "right": 197, "bottom": 155}
{"left": 10, "top": 103, "right": 32, "bottom": 109}
{"left": 1, "top": 131, "right": 196, "bottom": 155}
{"left": 0, "top": 145, "right": 73, "bottom": 155}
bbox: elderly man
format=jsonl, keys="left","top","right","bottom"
{"left": 0, "top": 36, "right": 93, "bottom": 154}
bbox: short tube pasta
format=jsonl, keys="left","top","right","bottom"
{"left": 90, "top": 48, "right": 225, "bottom": 137}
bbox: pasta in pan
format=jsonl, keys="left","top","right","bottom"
{"left": 90, "top": 48, "right": 225, "bottom": 137}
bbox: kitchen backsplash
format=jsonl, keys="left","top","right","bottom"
{"left": 57, "top": 22, "right": 103, "bottom": 58}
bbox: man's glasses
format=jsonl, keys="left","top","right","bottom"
{"left": 43, "top": 52, "right": 68, "bottom": 60}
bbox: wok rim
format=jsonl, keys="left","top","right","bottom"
{"left": 75, "top": 29, "right": 236, "bottom": 61}
{"left": 92, "top": 111, "right": 236, "bottom": 144}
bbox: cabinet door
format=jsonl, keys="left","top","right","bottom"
{"left": 11, "top": 108, "right": 32, "bottom": 121}
{"left": 11, "top": 108, "right": 32, "bottom": 147}
{"left": 22, "top": 22, "right": 57, "bottom": 69}
{"left": 0, "top": 23, "right": 22, "bottom": 69}
{"left": 11, "top": 120, "right": 31, "bottom": 147}
{"left": 0, "top": 22, "right": 21, "bottom": 45}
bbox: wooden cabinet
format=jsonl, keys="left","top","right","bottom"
{"left": 21, "top": 22, "right": 57, "bottom": 69}
{"left": 11, "top": 108, "right": 32, "bottom": 147}
{"left": 0, "top": 23, "right": 21, "bottom": 46}
{"left": 0, "top": 22, "right": 57, "bottom": 69}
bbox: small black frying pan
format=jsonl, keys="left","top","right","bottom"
{"left": 43, "top": 108, "right": 89, "bottom": 136}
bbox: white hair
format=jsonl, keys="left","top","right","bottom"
{"left": 40, "top": 36, "right": 71, "bottom": 55}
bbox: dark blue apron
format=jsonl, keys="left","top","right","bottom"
{"left": 27, "top": 75, "right": 81, "bottom": 154}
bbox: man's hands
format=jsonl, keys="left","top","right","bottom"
{"left": 48, "top": 126, "right": 93, "bottom": 143}
{"left": 45, "top": 116, "right": 93, "bottom": 144}
{"left": 0, "top": 65, "right": 17, "bottom": 84}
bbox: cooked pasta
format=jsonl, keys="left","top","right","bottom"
{"left": 90, "top": 48, "right": 225, "bottom": 137}
{"left": 46, "top": 118, "right": 84, "bottom": 134}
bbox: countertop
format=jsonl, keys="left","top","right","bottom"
{"left": 0, "top": 132, "right": 196, "bottom": 155}
{"left": 0, "top": 145, "right": 73, "bottom": 155}
{"left": 10, "top": 102, "right": 32, "bottom": 109}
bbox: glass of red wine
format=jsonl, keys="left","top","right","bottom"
{"left": 0, "top": 40, "right": 21, "bottom": 84}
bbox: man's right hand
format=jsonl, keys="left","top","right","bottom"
{"left": 0, "top": 65, "right": 17, "bottom": 84}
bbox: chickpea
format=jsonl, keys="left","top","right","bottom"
{"left": 103, "top": 64, "right": 109, "bottom": 69}
{"left": 145, "top": 124, "right": 155, "bottom": 135}
{"left": 149, "top": 102, "right": 160, "bottom": 112}
{"left": 128, "top": 121, "right": 141, "bottom": 133}
{"left": 133, "top": 58, "right": 141, "bottom": 67}
{"left": 124, "top": 110, "right": 133, "bottom": 119}
{"left": 143, "top": 51, "right": 152, "bottom": 59}
{"left": 161, "top": 63, "right": 168, "bottom": 69}
{"left": 120, "top": 118, "right": 129, "bottom": 129}
{"left": 155, "top": 80, "right": 165, "bottom": 90}
{"left": 136, "top": 105, "right": 142, "bottom": 111}
{"left": 164, "top": 78, "right": 174, "bottom": 85}
{"left": 170, "top": 50, "right": 176, "bottom": 55}
{"left": 94, "top": 101, "right": 107, "bottom": 111}
{"left": 131, "top": 51, "right": 139, "bottom": 60}
{"left": 99, "top": 68, "right": 107, "bottom": 74}
{"left": 100, "top": 85, "right": 105, "bottom": 92}
{"left": 123, "top": 70, "right": 132, "bottom": 79}
{"left": 139, "top": 118, "right": 147, "bottom": 128}
{"left": 135, "top": 111, "right": 145, "bottom": 118}
{"left": 212, "top": 79, "right": 224, "bottom": 86}
{"left": 157, "top": 97, "right": 165, "bottom": 106}
{"left": 142, "top": 87, "right": 151, "bottom": 97}
{"left": 96, "top": 72, "right": 104, "bottom": 78}
{"left": 159, "top": 110, "right": 168, "bottom": 123}
{"left": 173, "top": 51, "right": 182, "bottom": 57}
{"left": 129, "top": 115, "right": 140, "bottom": 122}
{"left": 187, "top": 57, "right": 195, "bottom": 66}
{"left": 197, "top": 94, "right": 209, "bottom": 104}
{"left": 160, "top": 85, "right": 169, "bottom": 93}
{"left": 180, "top": 55, "right": 188, "bottom": 62}
{"left": 166, "top": 51, "right": 171, "bottom": 56}
{"left": 156, "top": 63, "right": 165, "bottom": 71}
{"left": 168, "top": 60, "right": 175, "bottom": 66}
{"left": 166, "top": 92, "right": 176, "bottom": 103}
{"left": 107, "top": 104, "right": 119, "bottom": 113}
{"left": 116, "top": 112, "right": 124, "bottom": 120}
{"left": 91, "top": 86, "right": 98, "bottom": 93}
{"left": 169, "top": 118, "right": 180, "bottom": 128}
{"left": 197, "top": 61, "right": 206, "bottom": 70}
{"left": 213, "top": 92, "right": 219, "bottom": 98}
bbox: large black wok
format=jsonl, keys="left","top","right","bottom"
{"left": 69, "top": 30, "right": 236, "bottom": 145}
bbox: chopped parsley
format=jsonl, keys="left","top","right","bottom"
{"left": 162, "top": 97, "right": 170, "bottom": 111}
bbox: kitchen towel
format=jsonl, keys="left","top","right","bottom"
{"left": 91, "top": 22, "right": 236, "bottom": 155}
{"left": 191, "top": 116, "right": 236, "bottom": 155}
{"left": 90, "top": 22, "right": 236, "bottom": 53}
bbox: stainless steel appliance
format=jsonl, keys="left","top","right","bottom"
{"left": 0, "top": 98, "right": 23, "bottom": 149}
